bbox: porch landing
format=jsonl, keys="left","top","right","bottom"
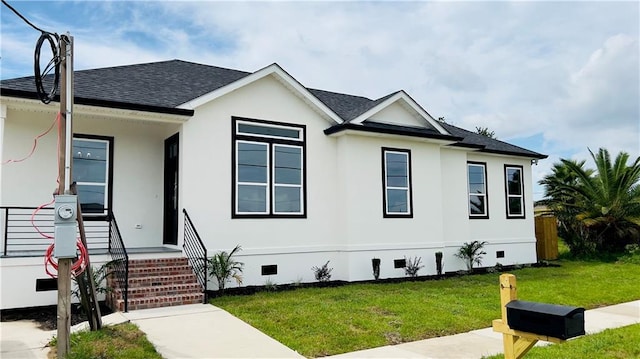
{"left": 1, "top": 246, "right": 182, "bottom": 259}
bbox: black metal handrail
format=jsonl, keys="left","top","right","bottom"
{"left": 1, "top": 206, "right": 109, "bottom": 256}
{"left": 107, "top": 211, "right": 129, "bottom": 312}
{"left": 183, "top": 209, "right": 207, "bottom": 302}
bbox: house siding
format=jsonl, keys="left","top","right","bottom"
{"left": 176, "top": 75, "right": 538, "bottom": 288}
{"left": 180, "top": 75, "right": 343, "bottom": 285}
{"left": 1, "top": 107, "right": 180, "bottom": 249}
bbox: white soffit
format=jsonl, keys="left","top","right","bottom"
{"left": 0, "top": 96, "right": 190, "bottom": 123}
{"left": 177, "top": 64, "right": 344, "bottom": 125}
{"left": 350, "top": 91, "right": 449, "bottom": 135}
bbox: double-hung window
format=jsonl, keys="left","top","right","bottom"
{"left": 72, "top": 135, "right": 113, "bottom": 216}
{"left": 233, "top": 117, "right": 306, "bottom": 218}
{"left": 467, "top": 162, "right": 488, "bottom": 218}
{"left": 504, "top": 165, "right": 525, "bottom": 218}
{"left": 382, "top": 148, "right": 412, "bottom": 218}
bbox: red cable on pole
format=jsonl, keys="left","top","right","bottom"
{"left": 31, "top": 198, "right": 55, "bottom": 239}
{"left": 45, "top": 239, "right": 88, "bottom": 278}
{"left": 2, "top": 112, "right": 60, "bottom": 165}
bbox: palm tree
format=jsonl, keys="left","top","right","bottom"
{"left": 539, "top": 160, "right": 595, "bottom": 253}
{"left": 565, "top": 149, "right": 640, "bottom": 251}
{"left": 548, "top": 149, "right": 640, "bottom": 253}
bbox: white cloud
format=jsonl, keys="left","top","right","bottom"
{"left": 1, "top": 1, "right": 638, "bottom": 201}
{"left": 546, "top": 33, "right": 639, "bottom": 157}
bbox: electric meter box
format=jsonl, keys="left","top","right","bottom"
{"left": 54, "top": 195, "right": 78, "bottom": 259}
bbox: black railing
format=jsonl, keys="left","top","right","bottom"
{"left": 183, "top": 209, "right": 207, "bottom": 302}
{"left": 108, "top": 211, "right": 129, "bottom": 312}
{"left": 1, "top": 206, "right": 109, "bottom": 256}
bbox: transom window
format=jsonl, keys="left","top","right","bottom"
{"left": 382, "top": 148, "right": 412, "bottom": 218}
{"left": 505, "top": 165, "right": 525, "bottom": 218}
{"left": 233, "top": 117, "right": 306, "bottom": 218}
{"left": 467, "top": 162, "right": 488, "bottom": 218}
{"left": 72, "top": 135, "right": 113, "bottom": 215}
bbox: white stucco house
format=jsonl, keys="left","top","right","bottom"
{"left": 0, "top": 60, "right": 546, "bottom": 310}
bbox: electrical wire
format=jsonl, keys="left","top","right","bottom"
{"left": 2, "top": 112, "right": 60, "bottom": 165}
{"left": 31, "top": 198, "right": 55, "bottom": 240}
{"left": 45, "top": 239, "right": 89, "bottom": 278}
{"left": 1, "top": 0, "right": 60, "bottom": 104}
{"left": 34, "top": 33, "right": 60, "bottom": 104}
{"left": 1, "top": 0, "right": 51, "bottom": 34}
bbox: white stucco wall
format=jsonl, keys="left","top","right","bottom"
{"left": 368, "top": 101, "right": 426, "bottom": 128}
{"left": 1, "top": 107, "right": 180, "bottom": 249}
{"left": 181, "top": 75, "right": 343, "bottom": 287}
{"left": 179, "top": 75, "right": 539, "bottom": 287}
{"left": 1, "top": 79, "right": 539, "bottom": 304}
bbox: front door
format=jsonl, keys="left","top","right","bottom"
{"left": 163, "top": 133, "right": 179, "bottom": 245}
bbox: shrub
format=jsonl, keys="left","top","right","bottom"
{"left": 619, "top": 244, "right": 640, "bottom": 264}
{"left": 404, "top": 256, "right": 424, "bottom": 277}
{"left": 208, "top": 245, "right": 244, "bottom": 293}
{"left": 455, "top": 241, "right": 488, "bottom": 270}
{"left": 72, "top": 262, "right": 112, "bottom": 315}
{"left": 311, "top": 261, "right": 333, "bottom": 282}
{"left": 264, "top": 278, "right": 278, "bottom": 291}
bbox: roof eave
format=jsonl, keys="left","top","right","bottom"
{"left": 177, "top": 63, "right": 344, "bottom": 125}
{"left": 0, "top": 88, "right": 194, "bottom": 117}
{"left": 324, "top": 123, "right": 462, "bottom": 142}
{"left": 480, "top": 148, "right": 548, "bottom": 160}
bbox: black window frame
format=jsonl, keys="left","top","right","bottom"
{"left": 381, "top": 147, "right": 413, "bottom": 218}
{"left": 504, "top": 164, "right": 525, "bottom": 219}
{"left": 72, "top": 134, "right": 114, "bottom": 221}
{"left": 467, "top": 161, "right": 489, "bottom": 219}
{"left": 231, "top": 116, "right": 307, "bottom": 219}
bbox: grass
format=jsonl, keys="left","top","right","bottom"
{"left": 49, "top": 323, "right": 161, "bottom": 359}
{"left": 211, "top": 260, "right": 640, "bottom": 357}
{"left": 483, "top": 324, "right": 640, "bottom": 359}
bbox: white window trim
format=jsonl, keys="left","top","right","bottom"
{"left": 383, "top": 149, "right": 412, "bottom": 216}
{"left": 467, "top": 163, "right": 488, "bottom": 218}
{"left": 73, "top": 137, "right": 110, "bottom": 216}
{"left": 505, "top": 166, "right": 525, "bottom": 218}
{"left": 233, "top": 118, "right": 306, "bottom": 217}
{"left": 236, "top": 120, "right": 304, "bottom": 141}
{"left": 235, "top": 140, "right": 270, "bottom": 215}
{"left": 272, "top": 144, "right": 304, "bottom": 215}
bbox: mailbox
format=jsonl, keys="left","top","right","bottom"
{"left": 506, "top": 300, "right": 585, "bottom": 340}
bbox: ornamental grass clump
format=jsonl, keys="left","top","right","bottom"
{"left": 209, "top": 245, "right": 244, "bottom": 294}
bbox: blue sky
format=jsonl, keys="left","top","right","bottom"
{"left": 2, "top": 1, "right": 639, "bottom": 200}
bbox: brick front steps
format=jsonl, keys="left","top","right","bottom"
{"left": 107, "top": 257, "right": 205, "bottom": 312}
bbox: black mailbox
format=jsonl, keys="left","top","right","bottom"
{"left": 506, "top": 300, "right": 585, "bottom": 340}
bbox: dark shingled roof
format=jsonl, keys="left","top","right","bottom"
{"left": 0, "top": 59, "right": 546, "bottom": 159}
{"left": 440, "top": 122, "right": 546, "bottom": 159}
{"left": 1, "top": 60, "right": 250, "bottom": 115}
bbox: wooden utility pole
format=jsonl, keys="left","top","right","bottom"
{"left": 56, "top": 33, "right": 74, "bottom": 358}
{"left": 72, "top": 183, "right": 102, "bottom": 331}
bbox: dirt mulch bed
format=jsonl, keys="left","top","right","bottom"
{"left": 1, "top": 303, "right": 113, "bottom": 330}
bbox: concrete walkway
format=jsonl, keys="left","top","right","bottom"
{"left": 325, "top": 300, "right": 640, "bottom": 359}
{"left": 121, "top": 304, "right": 303, "bottom": 358}
{"left": 1, "top": 300, "right": 638, "bottom": 359}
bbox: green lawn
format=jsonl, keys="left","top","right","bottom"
{"left": 212, "top": 260, "right": 640, "bottom": 357}
{"left": 50, "top": 323, "right": 161, "bottom": 359}
{"left": 483, "top": 324, "right": 640, "bottom": 359}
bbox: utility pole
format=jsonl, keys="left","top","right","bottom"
{"left": 56, "top": 33, "right": 74, "bottom": 358}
